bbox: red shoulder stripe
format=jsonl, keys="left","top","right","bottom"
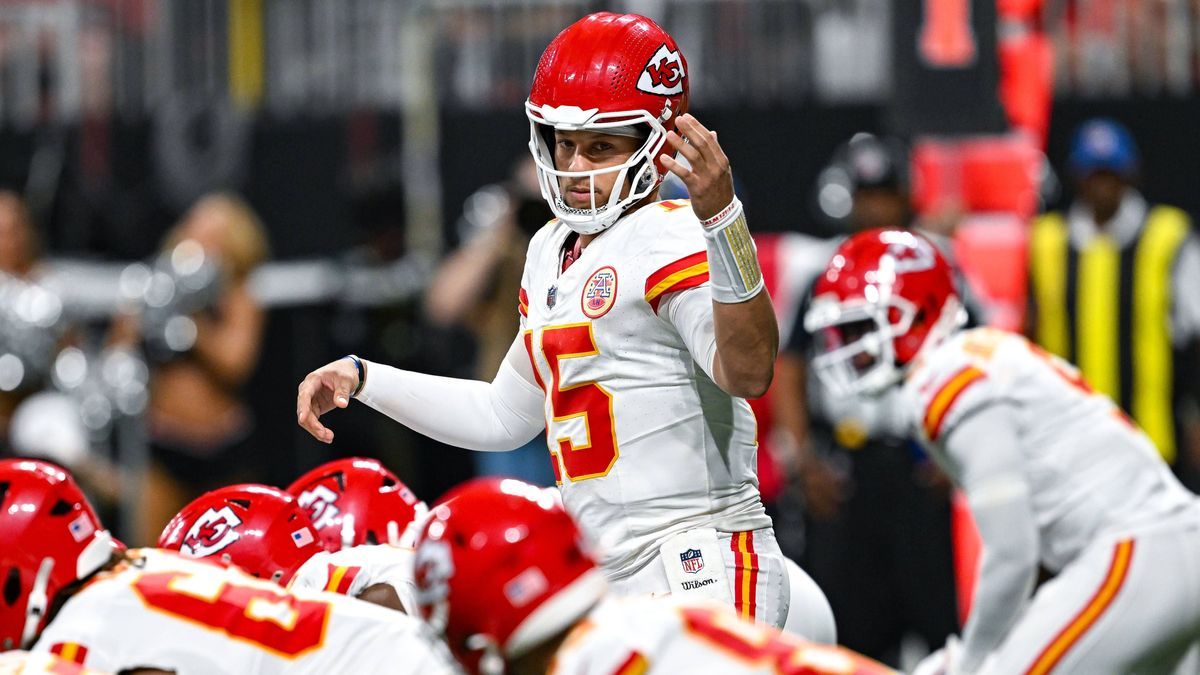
{"left": 923, "top": 366, "right": 987, "bottom": 441}
{"left": 644, "top": 252, "right": 709, "bottom": 313}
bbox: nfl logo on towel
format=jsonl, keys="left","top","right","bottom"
{"left": 680, "top": 548, "right": 704, "bottom": 574}
{"left": 291, "top": 528, "right": 314, "bottom": 548}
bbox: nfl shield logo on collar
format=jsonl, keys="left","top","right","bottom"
{"left": 546, "top": 285, "right": 558, "bottom": 309}
{"left": 680, "top": 548, "right": 704, "bottom": 574}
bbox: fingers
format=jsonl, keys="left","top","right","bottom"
{"left": 297, "top": 406, "right": 335, "bottom": 444}
{"left": 664, "top": 130, "right": 702, "bottom": 167}
{"left": 674, "top": 114, "right": 727, "bottom": 166}
{"left": 660, "top": 153, "right": 692, "bottom": 182}
{"left": 296, "top": 370, "right": 350, "bottom": 444}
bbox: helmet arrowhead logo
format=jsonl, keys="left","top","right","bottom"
{"left": 181, "top": 506, "right": 243, "bottom": 558}
{"left": 638, "top": 45, "right": 685, "bottom": 96}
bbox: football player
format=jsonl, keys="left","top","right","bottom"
{"left": 285, "top": 457, "right": 427, "bottom": 613}
{"left": 297, "top": 12, "right": 831, "bottom": 635}
{"left": 412, "top": 477, "right": 893, "bottom": 675}
{"left": 157, "top": 483, "right": 328, "bottom": 586}
{"left": 804, "top": 229, "right": 1200, "bottom": 673}
{"left": 0, "top": 459, "right": 457, "bottom": 674}
{"left": 0, "top": 650, "right": 108, "bottom": 674}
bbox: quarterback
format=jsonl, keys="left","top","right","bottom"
{"left": 805, "top": 229, "right": 1200, "bottom": 673}
{"left": 412, "top": 477, "right": 892, "bottom": 675}
{"left": 0, "top": 459, "right": 456, "bottom": 674}
{"left": 297, "top": 12, "right": 830, "bottom": 634}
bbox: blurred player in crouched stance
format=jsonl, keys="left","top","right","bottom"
{"left": 412, "top": 477, "right": 892, "bottom": 675}
{"left": 0, "top": 459, "right": 456, "bottom": 674}
{"left": 805, "top": 229, "right": 1200, "bottom": 674}
{"left": 298, "top": 12, "right": 833, "bottom": 637}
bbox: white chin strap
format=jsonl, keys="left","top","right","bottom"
{"left": 20, "top": 558, "right": 54, "bottom": 649}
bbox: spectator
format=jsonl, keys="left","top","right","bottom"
{"left": 0, "top": 191, "right": 45, "bottom": 443}
{"left": 424, "top": 157, "right": 554, "bottom": 485}
{"left": 1028, "top": 118, "right": 1200, "bottom": 489}
{"left": 771, "top": 134, "right": 962, "bottom": 665}
{"left": 112, "top": 192, "right": 269, "bottom": 545}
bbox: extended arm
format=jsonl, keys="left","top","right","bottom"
{"left": 943, "top": 403, "right": 1039, "bottom": 673}
{"left": 297, "top": 336, "right": 545, "bottom": 451}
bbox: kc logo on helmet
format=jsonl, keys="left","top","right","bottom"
{"left": 182, "top": 506, "right": 243, "bottom": 558}
{"left": 296, "top": 484, "right": 342, "bottom": 531}
{"left": 638, "top": 44, "right": 685, "bottom": 96}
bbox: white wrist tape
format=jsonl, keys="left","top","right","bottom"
{"left": 701, "top": 198, "right": 764, "bottom": 303}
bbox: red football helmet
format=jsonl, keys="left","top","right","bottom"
{"left": 804, "top": 228, "right": 967, "bottom": 396}
{"left": 0, "top": 459, "right": 121, "bottom": 650}
{"left": 285, "top": 457, "right": 427, "bottom": 551}
{"left": 413, "top": 478, "right": 606, "bottom": 675}
{"left": 526, "top": 12, "right": 689, "bottom": 234}
{"left": 158, "top": 484, "right": 327, "bottom": 585}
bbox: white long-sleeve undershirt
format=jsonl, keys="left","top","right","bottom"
{"left": 356, "top": 336, "right": 545, "bottom": 452}
{"left": 353, "top": 286, "right": 721, "bottom": 453}
{"left": 943, "top": 403, "right": 1040, "bottom": 674}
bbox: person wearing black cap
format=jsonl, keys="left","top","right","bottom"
{"left": 770, "top": 134, "right": 964, "bottom": 666}
{"left": 1028, "top": 118, "right": 1200, "bottom": 489}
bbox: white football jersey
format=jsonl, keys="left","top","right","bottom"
{"left": 32, "top": 549, "right": 456, "bottom": 675}
{"left": 0, "top": 650, "right": 108, "bottom": 674}
{"left": 289, "top": 544, "right": 417, "bottom": 615}
{"left": 549, "top": 596, "right": 894, "bottom": 675}
{"left": 519, "top": 201, "right": 771, "bottom": 578}
{"left": 904, "top": 328, "right": 1195, "bottom": 571}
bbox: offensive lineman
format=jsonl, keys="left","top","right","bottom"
{"left": 0, "top": 459, "right": 456, "bottom": 675}
{"left": 412, "top": 477, "right": 892, "bottom": 675}
{"left": 804, "top": 229, "right": 1200, "bottom": 674}
{"left": 297, "top": 12, "right": 830, "bottom": 635}
{"left": 285, "top": 457, "right": 427, "bottom": 614}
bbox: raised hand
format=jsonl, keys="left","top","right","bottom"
{"left": 660, "top": 113, "right": 735, "bottom": 221}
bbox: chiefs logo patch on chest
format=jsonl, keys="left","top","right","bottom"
{"left": 581, "top": 266, "right": 618, "bottom": 319}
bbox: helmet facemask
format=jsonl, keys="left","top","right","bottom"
{"left": 806, "top": 295, "right": 916, "bottom": 398}
{"left": 526, "top": 103, "right": 667, "bottom": 235}
{"left": 806, "top": 292, "right": 967, "bottom": 398}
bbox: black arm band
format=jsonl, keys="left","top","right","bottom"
{"left": 346, "top": 354, "right": 366, "bottom": 398}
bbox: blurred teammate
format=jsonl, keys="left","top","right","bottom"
{"left": 772, "top": 136, "right": 962, "bottom": 662}
{"left": 298, "top": 12, "right": 829, "bottom": 633}
{"left": 0, "top": 459, "right": 456, "bottom": 674}
{"left": 413, "top": 477, "right": 893, "bottom": 675}
{"left": 285, "top": 457, "right": 427, "bottom": 613}
{"left": 805, "top": 229, "right": 1200, "bottom": 674}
